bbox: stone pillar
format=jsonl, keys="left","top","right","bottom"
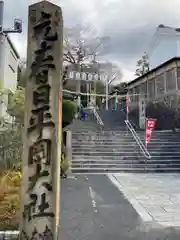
{"left": 65, "top": 130, "right": 72, "bottom": 173}
{"left": 19, "top": 1, "right": 63, "bottom": 239}
{"left": 86, "top": 83, "right": 89, "bottom": 105}
{"left": 93, "top": 77, "right": 96, "bottom": 106}
{"left": 76, "top": 67, "right": 81, "bottom": 107}
{"left": 139, "top": 96, "right": 146, "bottom": 129}
{"left": 76, "top": 79, "right": 81, "bottom": 106}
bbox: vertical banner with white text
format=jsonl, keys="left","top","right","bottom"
{"left": 145, "top": 118, "right": 156, "bottom": 147}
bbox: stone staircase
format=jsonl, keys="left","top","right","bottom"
{"left": 138, "top": 131, "right": 180, "bottom": 171}
{"left": 69, "top": 111, "right": 180, "bottom": 174}
{"left": 97, "top": 107, "right": 125, "bottom": 130}
{"left": 72, "top": 129, "right": 142, "bottom": 174}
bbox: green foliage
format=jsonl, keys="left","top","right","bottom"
{"left": 6, "top": 87, "right": 76, "bottom": 128}
{"left": 61, "top": 159, "right": 69, "bottom": 176}
{"left": 17, "top": 67, "right": 27, "bottom": 88}
{"left": 7, "top": 87, "right": 25, "bottom": 124}
{"left": 112, "top": 82, "right": 128, "bottom": 94}
{"left": 135, "top": 52, "right": 150, "bottom": 77}
{"left": 62, "top": 100, "right": 76, "bottom": 128}
{"left": 0, "top": 126, "right": 22, "bottom": 170}
{"left": 61, "top": 145, "right": 69, "bottom": 178}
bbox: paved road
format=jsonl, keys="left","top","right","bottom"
{"left": 59, "top": 175, "right": 180, "bottom": 240}
{"left": 111, "top": 173, "right": 180, "bottom": 227}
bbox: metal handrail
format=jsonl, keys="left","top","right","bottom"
{"left": 92, "top": 107, "right": 104, "bottom": 126}
{"left": 83, "top": 106, "right": 104, "bottom": 126}
{"left": 125, "top": 120, "right": 151, "bottom": 159}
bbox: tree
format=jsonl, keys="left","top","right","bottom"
{"left": 112, "top": 82, "right": 128, "bottom": 94}
{"left": 62, "top": 100, "right": 76, "bottom": 128}
{"left": 7, "top": 87, "right": 76, "bottom": 128}
{"left": 99, "top": 61, "right": 123, "bottom": 84}
{"left": 163, "top": 95, "right": 180, "bottom": 131}
{"left": 135, "top": 52, "right": 150, "bottom": 77}
{"left": 7, "top": 86, "right": 25, "bottom": 124}
{"left": 63, "top": 24, "right": 109, "bottom": 67}
{"left": 17, "top": 60, "right": 27, "bottom": 88}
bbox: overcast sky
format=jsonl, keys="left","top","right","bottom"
{"left": 3, "top": 0, "right": 180, "bottom": 82}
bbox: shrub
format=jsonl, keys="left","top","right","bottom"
{"left": 61, "top": 158, "right": 69, "bottom": 178}
{"left": 62, "top": 100, "right": 76, "bottom": 128}
{"left": 146, "top": 102, "right": 180, "bottom": 130}
{"left": 61, "top": 144, "right": 69, "bottom": 178}
{"left": 129, "top": 100, "right": 180, "bottom": 130}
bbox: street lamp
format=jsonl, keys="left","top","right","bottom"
{"left": 0, "top": 2, "right": 22, "bottom": 34}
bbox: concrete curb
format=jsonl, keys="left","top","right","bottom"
{"left": 0, "top": 231, "right": 19, "bottom": 239}
{"left": 108, "top": 173, "right": 153, "bottom": 222}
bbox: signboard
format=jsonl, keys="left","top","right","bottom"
{"left": 145, "top": 118, "right": 156, "bottom": 147}
{"left": 67, "top": 71, "right": 108, "bottom": 82}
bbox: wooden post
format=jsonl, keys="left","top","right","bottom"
{"left": 19, "top": 1, "right": 63, "bottom": 239}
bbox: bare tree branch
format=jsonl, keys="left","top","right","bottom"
{"left": 63, "top": 24, "right": 109, "bottom": 65}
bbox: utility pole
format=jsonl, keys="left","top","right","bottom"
{"left": 0, "top": 1, "right": 22, "bottom": 120}
{"left": 0, "top": 1, "right": 4, "bottom": 84}
{"left": 0, "top": 0, "right": 22, "bottom": 85}
{"left": 0, "top": 1, "right": 3, "bottom": 31}
{"left": 105, "top": 75, "right": 109, "bottom": 110}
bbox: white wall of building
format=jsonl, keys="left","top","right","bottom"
{"left": 147, "top": 25, "right": 180, "bottom": 69}
{"left": 0, "top": 34, "right": 19, "bottom": 121}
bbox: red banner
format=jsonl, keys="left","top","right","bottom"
{"left": 126, "top": 94, "right": 130, "bottom": 113}
{"left": 145, "top": 118, "right": 156, "bottom": 147}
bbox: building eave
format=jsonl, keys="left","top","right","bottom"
{"left": 127, "top": 57, "right": 180, "bottom": 88}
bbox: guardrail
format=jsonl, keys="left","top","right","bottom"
{"left": 125, "top": 120, "right": 151, "bottom": 159}
{"left": 92, "top": 108, "right": 104, "bottom": 126}
{"left": 84, "top": 106, "right": 104, "bottom": 127}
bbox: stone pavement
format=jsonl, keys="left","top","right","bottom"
{"left": 59, "top": 175, "right": 180, "bottom": 239}
{"left": 110, "top": 173, "right": 180, "bottom": 227}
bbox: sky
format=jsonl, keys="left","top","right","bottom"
{"left": 3, "top": 0, "right": 180, "bottom": 82}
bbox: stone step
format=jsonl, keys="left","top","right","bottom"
{"left": 72, "top": 138, "right": 180, "bottom": 143}
{"left": 72, "top": 149, "right": 180, "bottom": 155}
{"left": 72, "top": 140, "right": 134, "bottom": 143}
{"left": 72, "top": 155, "right": 180, "bottom": 160}
{"left": 72, "top": 159, "right": 180, "bottom": 165}
{"left": 71, "top": 167, "right": 180, "bottom": 174}
{"left": 72, "top": 147, "right": 135, "bottom": 151}
{"left": 72, "top": 147, "right": 137, "bottom": 151}
{"left": 72, "top": 131, "right": 127, "bottom": 134}
{"left": 72, "top": 163, "right": 180, "bottom": 168}
{"left": 72, "top": 132, "right": 180, "bottom": 138}
{"left": 72, "top": 136, "right": 134, "bottom": 142}
{"left": 72, "top": 137, "right": 180, "bottom": 142}
{"left": 72, "top": 151, "right": 139, "bottom": 155}
{"left": 72, "top": 143, "right": 180, "bottom": 148}
{"left": 71, "top": 129, "right": 180, "bottom": 134}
